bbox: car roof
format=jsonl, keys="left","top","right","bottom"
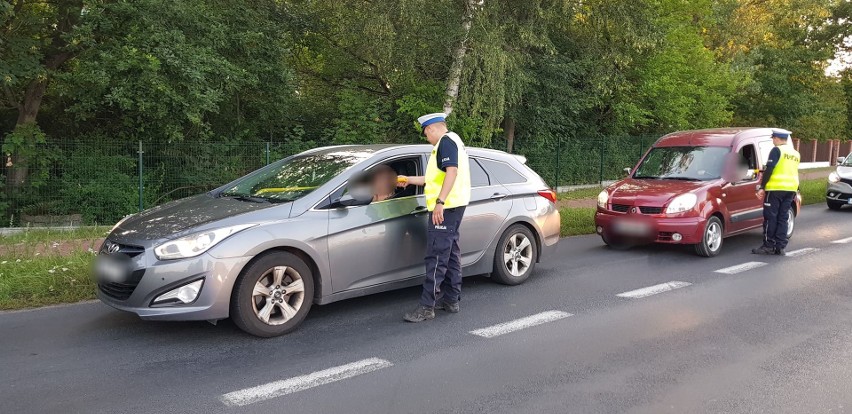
{"left": 298, "top": 144, "right": 521, "bottom": 162}
{"left": 655, "top": 128, "right": 774, "bottom": 147}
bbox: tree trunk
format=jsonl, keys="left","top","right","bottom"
{"left": 6, "top": 80, "right": 48, "bottom": 192}
{"left": 443, "top": 0, "right": 479, "bottom": 115}
{"left": 504, "top": 116, "right": 515, "bottom": 153}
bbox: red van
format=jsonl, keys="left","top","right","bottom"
{"left": 594, "top": 128, "right": 802, "bottom": 257}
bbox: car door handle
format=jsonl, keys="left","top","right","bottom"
{"left": 490, "top": 193, "right": 508, "bottom": 200}
{"left": 410, "top": 206, "right": 427, "bottom": 215}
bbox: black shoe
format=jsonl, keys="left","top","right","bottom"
{"left": 775, "top": 248, "right": 786, "bottom": 256}
{"left": 403, "top": 305, "right": 435, "bottom": 323}
{"left": 436, "top": 300, "right": 460, "bottom": 313}
{"left": 751, "top": 246, "right": 775, "bottom": 255}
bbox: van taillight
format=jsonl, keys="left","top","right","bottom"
{"left": 537, "top": 189, "right": 557, "bottom": 203}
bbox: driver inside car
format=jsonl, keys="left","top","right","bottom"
{"left": 371, "top": 164, "right": 398, "bottom": 203}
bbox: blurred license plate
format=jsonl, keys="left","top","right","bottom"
{"left": 95, "top": 256, "right": 128, "bottom": 283}
{"left": 614, "top": 220, "right": 651, "bottom": 236}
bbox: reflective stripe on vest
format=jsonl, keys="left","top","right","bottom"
{"left": 425, "top": 132, "right": 471, "bottom": 211}
{"left": 765, "top": 144, "right": 800, "bottom": 191}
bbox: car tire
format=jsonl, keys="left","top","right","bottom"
{"left": 694, "top": 216, "right": 723, "bottom": 257}
{"left": 827, "top": 200, "right": 844, "bottom": 211}
{"left": 231, "top": 251, "right": 314, "bottom": 337}
{"left": 491, "top": 224, "right": 537, "bottom": 286}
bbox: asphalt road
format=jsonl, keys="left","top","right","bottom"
{"left": 3, "top": 204, "right": 852, "bottom": 414}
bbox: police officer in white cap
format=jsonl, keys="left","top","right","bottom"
{"left": 752, "top": 128, "right": 800, "bottom": 256}
{"left": 398, "top": 113, "right": 472, "bottom": 322}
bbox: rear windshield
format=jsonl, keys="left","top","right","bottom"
{"left": 633, "top": 146, "right": 729, "bottom": 181}
{"left": 219, "top": 151, "right": 372, "bottom": 202}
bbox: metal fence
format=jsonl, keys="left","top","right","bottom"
{"left": 0, "top": 135, "right": 660, "bottom": 227}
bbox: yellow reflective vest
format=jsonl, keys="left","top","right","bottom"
{"left": 425, "top": 132, "right": 471, "bottom": 211}
{"left": 765, "top": 144, "right": 800, "bottom": 191}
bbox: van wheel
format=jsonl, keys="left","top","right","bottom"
{"left": 695, "top": 216, "right": 723, "bottom": 257}
{"left": 828, "top": 200, "right": 844, "bottom": 211}
{"left": 491, "top": 225, "right": 537, "bottom": 285}
{"left": 231, "top": 251, "right": 314, "bottom": 337}
{"left": 786, "top": 209, "right": 796, "bottom": 238}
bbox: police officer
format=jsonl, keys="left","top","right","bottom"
{"left": 752, "top": 129, "right": 800, "bottom": 256}
{"left": 399, "top": 113, "right": 471, "bottom": 323}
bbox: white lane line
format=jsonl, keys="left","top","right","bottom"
{"left": 785, "top": 247, "right": 819, "bottom": 257}
{"left": 714, "top": 261, "right": 767, "bottom": 275}
{"left": 470, "top": 311, "right": 572, "bottom": 338}
{"left": 832, "top": 237, "right": 852, "bottom": 244}
{"left": 220, "top": 358, "right": 393, "bottom": 406}
{"left": 616, "top": 281, "right": 692, "bottom": 299}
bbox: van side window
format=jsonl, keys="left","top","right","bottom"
{"left": 479, "top": 159, "right": 527, "bottom": 185}
{"left": 469, "top": 158, "right": 491, "bottom": 187}
{"left": 739, "top": 144, "right": 758, "bottom": 170}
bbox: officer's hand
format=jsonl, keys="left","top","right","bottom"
{"left": 397, "top": 175, "right": 408, "bottom": 187}
{"left": 432, "top": 204, "right": 444, "bottom": 225}
{"left": 756, "top": 189, "right": 765, "bottom": 199}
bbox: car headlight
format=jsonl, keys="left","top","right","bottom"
{"left": 666, "top": 193, "right": 698, "bottom": 214}
{"left": 154, "top": 224, "right": 256, "bottom": 260}
{"left": 829, "top": 172, "right": 841, "bottom": 183}
{"left": 597, "top": 190, "right": 609, "bottom": 209}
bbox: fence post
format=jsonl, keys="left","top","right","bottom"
{"left": 555, "top": 135, "right": 561, "bottom": 189}
{"left": 137, "top": 141, "right": 144, "bottom": 212}
{"left": 599, "top": 139, "right": 605, "bottom": 185}
{"left": 265, "top": 142, "right": 270, "bottom": 165}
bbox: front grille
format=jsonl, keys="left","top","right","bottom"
{"left": 98, "top": 269, "right": 146, "bottom": 301}
{"left": 639, "top": 206, "right": 663, "bottom": 215}
{"left": 100, "top": 240, "right": 145, "bottom": 258}
{"left": 610, "top": 204, "right": 663, "bottom": 214}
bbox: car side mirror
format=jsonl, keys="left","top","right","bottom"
{"left": 838, "top": 157, "right": 846, "bottom": 165}
{"left": 623, "top": 167, "right": 632, "bottom": 176}
{"left": 330, "top": 183, "right": 373, "bottom": 208}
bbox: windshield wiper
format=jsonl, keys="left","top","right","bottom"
{"left": 661, "top": 176, "right": 700, "bottom": 181}
{"left": 219, "top": 194, "right": 270, "bottom": 203}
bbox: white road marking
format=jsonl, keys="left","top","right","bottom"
{"left": 714, "top": 261, "right": 768, "bottom": 275}
{"left": 616, "top": 281, "right": 692, "bottom": 299}
{"left": 831, "top": 237, "right": 852, "bottom": 244}
{"left": 784, "top": 247, "right": 818, "bottom": 257}
{"left": 469, "top": 311, "right": 572, "bottom": 338}
{"left": 220, "top": 358, "right": 393, "bottom": 406}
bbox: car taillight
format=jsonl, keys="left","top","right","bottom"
{"left": 537, "top": 189, "right": 557, "bottom": 203}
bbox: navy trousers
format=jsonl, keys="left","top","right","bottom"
{"left": 420, "top": 206, "right": 466, "bottom": 307}
{"left": 762, "top": 191, "right": 795, "bottom": 249}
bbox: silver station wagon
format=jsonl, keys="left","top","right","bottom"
{"left": 96, "top": 145, "right": 561, "bottom": 337}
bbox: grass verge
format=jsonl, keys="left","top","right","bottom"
{"left": 560, "top": 207, "right": 597, "bottom": 237}
{"left": 0, "top": 251, "right": 95, "bottom": 310}
{"left": 799, "top": 178, "right": 827, "bottom": 206}
{"left": 0, "top": 226, "right": 109, "bottom": 247}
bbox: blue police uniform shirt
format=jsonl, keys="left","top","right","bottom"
{"left": 436, "top": 136, "right": 458, "bottom": 172}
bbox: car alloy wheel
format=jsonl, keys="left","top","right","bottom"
{"left": 503, "top": 233, "right": 533, "bottom": 277}
{"left": 705, "top": 221, "right": 722, "bottom": 252}
{"left": 491, "top": 224, "right": 538, "bottom": 285}
{"left": 251, "top": 266, "right": 305, "bottom": 326}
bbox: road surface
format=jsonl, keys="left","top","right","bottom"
{"left": 2, "top": 204, "right": 852, "bottom": 414}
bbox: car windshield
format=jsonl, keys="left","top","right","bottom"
{"left": 843, "top": 153, "right": 852, "bottom": 167}
{"left": 633, "top": 146, "right": 729, "bottom": 181}
{"left": 218, "top": 150, "right": 373, "bottom": 202}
